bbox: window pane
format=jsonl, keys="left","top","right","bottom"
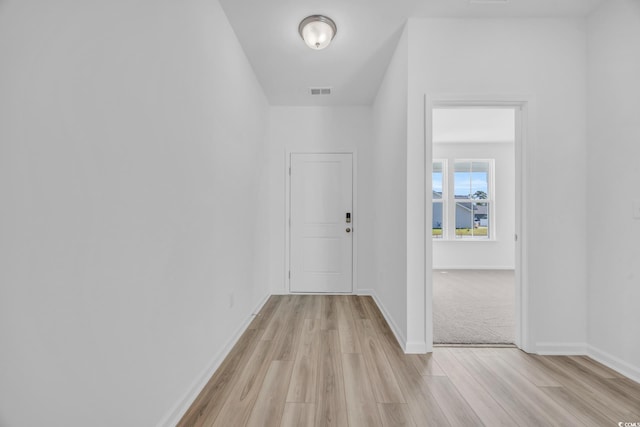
{"left": 455, "top": 202, "right": 490, "bottom": 239}
{"left": 455, "top": 161, "right": 490, "bottom": 200}
{"left": 432, "top": 162, "right": 443, "bottom": 199}
{"left": 473, "top": 202, "right": 490, "bottom": 238}
{"left": 455, "top": 202, "right": 474, "bottom": 238}
{"left": 432, "top": 202, "right": 443, "bottom": 239}
{"left": 454, "top": 161, "right": 472, "bottom": 198}
{"left": 471, "top": 161, "right": 489, "bottom": 199}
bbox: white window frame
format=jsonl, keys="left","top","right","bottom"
{"left": 432, "top": 159, "right": 447, "bottom": 239}
{"left": 451, "top": 159, "right": 494, "bottom": 240}
{"left": 432, "top": 158, "right": 495, "bottom": 241}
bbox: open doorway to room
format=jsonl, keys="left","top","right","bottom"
{"left": 431, "top": 107, "right": 517, "bottom": 345}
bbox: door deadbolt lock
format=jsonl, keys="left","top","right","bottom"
{"left": 346, "top": 227, "right": 351, "bottom": 233}
{"left": 346, "top": 212, "right": 351, "bottom": 223}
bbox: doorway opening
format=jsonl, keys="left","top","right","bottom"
{"left": 431, "top": 107, "right": 518, "bottom": 345}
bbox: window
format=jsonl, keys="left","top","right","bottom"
{"left": 432, "top": 159, "right": 494, "bottom": 240}
{"left": 454, "top": 160, "right": 491, "bottom": 239}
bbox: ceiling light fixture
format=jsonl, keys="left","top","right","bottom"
{"left": 298, "top": 15, "right": 337, "bottom": 50}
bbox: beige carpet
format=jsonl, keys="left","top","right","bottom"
{"left": 433, "top": 269, "right": 515, "bottom": 344}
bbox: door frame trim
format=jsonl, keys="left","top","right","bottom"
{"left": 425, "top": 95, "right": 533, "bottom": 353}
{"left": 285, "top": 151, "right": 358, "bottom": 295}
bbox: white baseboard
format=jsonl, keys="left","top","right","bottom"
{"left": 587, "top": 345, "right": 640, "bottom": 384}
{"left": 433, "top": 266, "right": 515, "bottom": 270}
{"left": 535, "top": 342, "right": 587, "bottom": 355}
{"left": 157, "top": 293, "right": 271, "bottom": 427}
{"left": 357, "top": 289, "right": 414, "bottom": 353}
{"left": 405, "top": 341, "right": 428, "bottom": 353}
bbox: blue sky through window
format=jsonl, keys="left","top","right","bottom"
{"left": 432, "top": 173, "right": 443, "bottom": 193}
{"left": 454, "top": 171, "right": 488, "bottom": 198}
{"left": 433, "top": 162, "right": 489, "bottom": 198}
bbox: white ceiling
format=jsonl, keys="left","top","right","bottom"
{"left": 218, "top": 0, "right": 603, "bottom": 106}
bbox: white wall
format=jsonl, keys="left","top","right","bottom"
{"left": 371, "top": 26, "right": 410, "bottom": 347}
{"left": 0, "top": 1, "right": 270, "bottom": 426}
{"left": 586, "top": 0, "right": 640, "bottom": 380}
{"left": 407, "top": 18, "right": 588, "bottom": 351}
{"left": 267, "top": 106, "right": 374, "bottom": 295}
{"left": 433, "top": 142, "right": 515, "bottom": 270}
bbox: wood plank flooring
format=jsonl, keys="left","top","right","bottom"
{"left": 178, "top": 295, "right": 640, "bottom": 427}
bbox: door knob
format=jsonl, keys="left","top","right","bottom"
{"left": 346, "top": 227, "right": 351, "bottom": 233}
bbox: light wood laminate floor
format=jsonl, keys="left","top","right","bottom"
{"left": 178, "top": 295, "right": 640, "bottom": 427}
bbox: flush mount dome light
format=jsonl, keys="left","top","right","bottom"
{"left": 299, "top": 15, "right": 337, "bottom": 50}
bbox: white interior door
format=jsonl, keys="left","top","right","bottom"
{"left": 290, "top": 153, "right": 353, "bottom": 293}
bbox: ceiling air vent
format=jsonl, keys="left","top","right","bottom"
{"left": 310, "top": 87, "right": 332, "bottom": 96}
